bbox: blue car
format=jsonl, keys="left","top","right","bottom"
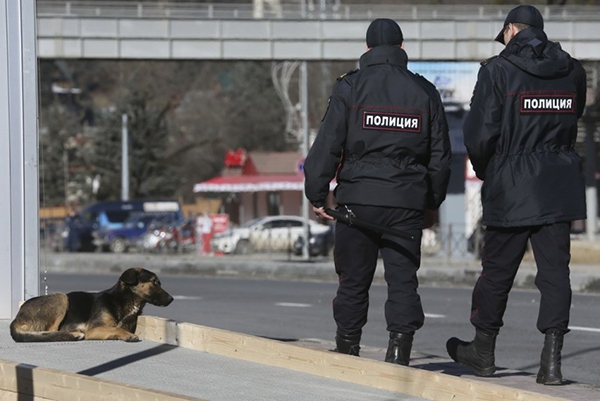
{"left": 93, "top": 213, "right": 179, "bottom": 253}
{"left": 62, "top": 200, "right": 183, "bottom": 252}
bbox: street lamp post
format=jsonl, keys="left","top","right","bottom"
{"left": 121, "top": 113, "right": 129, "bottom": 201}
{"left": 300, "top": 61, "right": 310, "bottom": 259}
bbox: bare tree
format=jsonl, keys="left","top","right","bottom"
{"left": 39, "top": 58, "right": 361, "bottom": 205}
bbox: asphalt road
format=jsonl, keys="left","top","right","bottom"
{"left": 40, "top": 272, "right": 600, "bottom": 387}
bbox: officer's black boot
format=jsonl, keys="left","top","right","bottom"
{"left": 536, "top": 331, "right": 564, "bottom": 385}
{"left": 384, "top": 332, "right": 413, "bottom": 366}
{"left": 446, "top": 330, "right": 497, "bottom": 376}
{"left": 334, "top": 331, "right": 361, "bottom": 356}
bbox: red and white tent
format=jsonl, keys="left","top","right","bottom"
{"left": 193, "top": 174, "right": 337, "bottom": 193}
{"left": 193, "top": 174, "right": 304, "bottom": 193}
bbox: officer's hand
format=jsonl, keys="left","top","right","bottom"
{"left": 424, "top": 209, "right": 438, "bottom": 229}
{"left": 313, "top": 206, "right": 334, "bottom": 221}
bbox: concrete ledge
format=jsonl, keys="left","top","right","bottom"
{"left": 40, "top": 252, "right": 600, "bottom": 293}
{"left": 136, "top": 315, "right": 570, "bottom": 401}
{"left": 0, "top": 358, "right": 202, "bottom": 401}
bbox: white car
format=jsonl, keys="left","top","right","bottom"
{"left": 211, "top": 215, "right": 330, "bottom": 255}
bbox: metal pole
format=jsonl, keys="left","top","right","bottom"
{"left": 63, "top": 149, "right": 69, "bottom": 205}
{"left": 584, "top": 116, "right": 597, "bottom": 241}
{"left": 300, "top": 61, "right": 310, "bottom": 259}
{"left": 446, "top": 224, "right": 453, "bottom": 263}
{"left": 121, "top": 113, "right": 129, "bottom": 201}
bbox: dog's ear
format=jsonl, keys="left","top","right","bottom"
{"left": 119, "top": 268, "right": 140, "bottom": 286}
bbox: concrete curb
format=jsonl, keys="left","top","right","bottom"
{"left": 40, "top": 252, "right": 600, "bottom": 293}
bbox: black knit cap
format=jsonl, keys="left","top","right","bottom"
{"left": 495, "top": 5, "right": 544, "bottom": 44}
{"left": 366, "top": 18, "right": 403, "bottom": 48}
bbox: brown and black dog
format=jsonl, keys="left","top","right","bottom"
{"left": 10, "top": 267, "right": 173, "bottom": 342}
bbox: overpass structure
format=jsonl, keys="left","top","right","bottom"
{"left": 38, "top": 1, "right": 600, "bottom": 61}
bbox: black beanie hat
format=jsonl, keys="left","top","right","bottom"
{"left": 366, "top": 18, "right": 403, "bottom": 48}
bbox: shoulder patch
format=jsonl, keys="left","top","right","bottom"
{"left": 481, "top": 55, "right": 499, "bottom": 66}
{"left": 337, "top": 69, "right": 358, "bottom": 81}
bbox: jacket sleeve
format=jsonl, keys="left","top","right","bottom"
{"left": 463, "top": 66, "right": 503, "bottom": 180}
{"left": 304, "top": 78, "right": 351, "bottom": 208}
{"left": 427, "top": 88, "right": 452, "bottom": 210}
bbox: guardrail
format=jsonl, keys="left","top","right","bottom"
{"left": 36, "top": 1, "right": 600, "bottom": 21}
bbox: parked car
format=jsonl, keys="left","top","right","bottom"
{"left": 211, "top": 215, "right": 330, "bottom": 255}
{"left": 294, "top": 224, "right": 334, "bottom": 257}
{"left": 93, "top": 212, "right": 179, "bottom": 253}
{"left": 62, "top": 199, "right": 182, "bottom": 252}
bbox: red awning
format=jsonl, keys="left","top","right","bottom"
{"left": 193, "top": 175, "right": 336, "bottom": 193}
{"left": 194, "top": 175, "right": 303, "bottom": 193}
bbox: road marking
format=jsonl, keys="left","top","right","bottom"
{"left": 424, "top": 313, "right": 446, "bottom": 319}
{"left": 173, "top": 295, "right": 202, "bottom": 300}
{"left": 569, "top": 326, "right": 600, "bottom": 333}
{"left": 276, "top": 302, "right": 312, "bottom": 308}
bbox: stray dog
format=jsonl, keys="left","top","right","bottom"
{"left": 10, "top": 267, "right": 173, "bottom": 342}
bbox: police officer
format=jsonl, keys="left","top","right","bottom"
{"left": 304, "top": 18, "right": 451, "bottom": 366}
{"left": 446, "top": 5, "right": 587, "bottom": 385}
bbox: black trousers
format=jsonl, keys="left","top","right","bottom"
{"left": 332, "top": 204, "right": 424, "bottom": 336}
{"left": 470, "top": 223, "right": 572, "bottom": 335}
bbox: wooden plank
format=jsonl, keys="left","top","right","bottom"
{"left": 0, "top": 359, "right": 204, "bottom": 401}
{"left": 136, "top": 316, "right": 568, "bottom": 401}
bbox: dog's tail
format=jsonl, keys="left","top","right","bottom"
{"left": 10, "top": 323, "right": 84, "bottom": 343}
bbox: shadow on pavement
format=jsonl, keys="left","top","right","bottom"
{"left": 77, "top": 343, "right": 177, "bottom": 376}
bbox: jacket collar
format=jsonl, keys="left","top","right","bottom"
{"left": 359, "top": 45, "right": 408, "bottom": 70}
{"left": 501, "top": 27, "right": 548, "bottom": 58}
{"left": 500, "top": 27, "right": 573, "bottom": 78}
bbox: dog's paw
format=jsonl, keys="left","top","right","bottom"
{"left": 70, "top": 331, "right": 85, "bottom": 341}
{"left": 123, "top": 333, "right": 140, "bottom": 342}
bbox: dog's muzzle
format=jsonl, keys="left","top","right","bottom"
{"left": 152, "top": 291, "right": 174, "bottom": 307}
